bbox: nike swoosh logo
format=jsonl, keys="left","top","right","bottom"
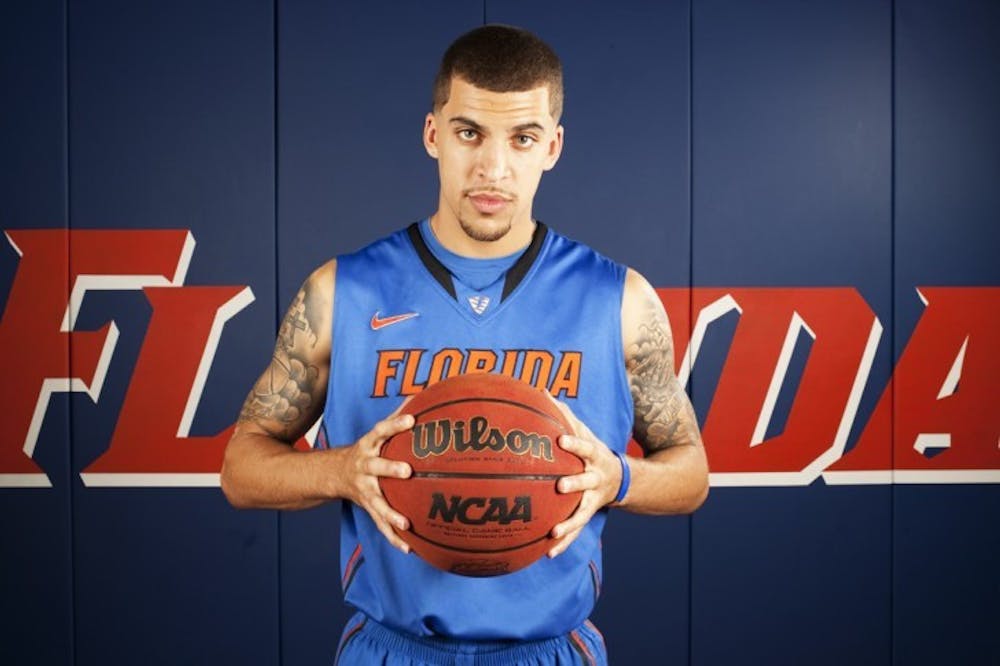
{"left": 370, "top": 311, "right": 420, "bottom": 330}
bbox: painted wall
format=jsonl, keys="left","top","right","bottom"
{"left": 1, "top": 1, "right": 997, "bottom": 664}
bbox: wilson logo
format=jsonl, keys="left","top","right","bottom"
{"left": 412, "top": 416, "right": 554, "bottom": 461}
{"left": 428, "top": 493, "right": 532, "bottom": 525}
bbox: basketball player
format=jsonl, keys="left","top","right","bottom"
{"left": 222, "top": 25, "right": 708, "bottom": 665}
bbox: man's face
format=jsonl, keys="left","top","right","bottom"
{"left": 424, "top": 77, "right": 563, "bottom": 247}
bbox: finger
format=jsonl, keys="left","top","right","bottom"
{"left": 548, "top": 525, "right": 584, "bottom": 558}
{"left": 557, "top": 470, "right": 600, "bottom": 494}
{"left": 550, "top": 510, "right": 591, "bottom": 543}
{"left": 361, "top": 491, "right": 411, "bottom": 553}
{"left": 558, "top": 433, "right": 596, "bottom": 460}
{"left": 370, "top": 512, "right": 412, "bottom": 554}
{"left": 550, "top": 493, "right": 601, "bottom": 539}
{"left": 365, "top": 456, "right": 412, "bottom": 479}
{"left": 364, "top": 413, "right": 415, "bottom": 448}
{"left": 369, "top": 493, "right": 410, "bottom": 531}
{"left": 376, "top": 413, "right": 415, "bottom": 440}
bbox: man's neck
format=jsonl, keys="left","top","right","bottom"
{"left": 428, "top": 211, "right": 536, "bottom": 258}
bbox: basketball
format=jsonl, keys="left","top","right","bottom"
{"left": 379, "top": 373, "right": 583, "bottom": 576}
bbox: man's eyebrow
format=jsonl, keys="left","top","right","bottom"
{"left": 511, "top": 122, "right": 545, "bottom": 133}
{"left": 449, "top": 116, "right": 485, "bottom": 131}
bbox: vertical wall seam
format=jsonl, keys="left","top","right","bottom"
{"left": 65, "top": 0, "right": 77, "bottom": 664}
{"left": 890, "top": 0, "right": 899, "bottom": 661}
{"left": 687, "top": 1, "right": 695, "bottom": 665}
{"left": 272, "top": 6, "right": 281, "bottom": 357}
{"left": 273, "top": 0, "right": 282, "bottom": 664}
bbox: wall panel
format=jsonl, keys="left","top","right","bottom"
{"left": 67, "top": 0, "right": 278, "bottom": 663}
{"left": 690, "top": 1, "right": 893, "bottom": 663}
{"left": 0, "top": 2, "right": 73, "bottom": 664}
{"left": 894, "top": 1, "right": 1000, "bottom": 662}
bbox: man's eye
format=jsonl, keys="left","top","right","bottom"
{"left": 515, "top": 135, "right": 536, "bottom": 147}
{"left": 459, "top": 129, "right": 478, "bottom": 141}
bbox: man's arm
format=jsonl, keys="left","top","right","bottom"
{"left": 220, "top": 260, "right": 414, "bottom": 552}
{"left": 548, "top": 268, "right": 708, "bottom": 556}
{"left": 616, "top": 268, "right": 709, "bottom": 514}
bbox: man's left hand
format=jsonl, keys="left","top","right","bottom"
{"left": 547, "top": 400, "right": 625, "bottom": 558}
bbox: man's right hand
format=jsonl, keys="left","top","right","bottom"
{"left": 337, "top": 412, "right": 416, "bottom": 554}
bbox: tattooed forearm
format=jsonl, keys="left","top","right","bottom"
{"left": 626, "top": 295, "right": 700, "bottom": 453}
{"left": 237, "top": 283, "right": 324, "bottom": 440}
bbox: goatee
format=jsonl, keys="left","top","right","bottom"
{"left": 458, "top": 217, "right": 512, "bottom": 242}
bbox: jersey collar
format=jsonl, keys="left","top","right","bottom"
{"left": 406, "top": 221, "right": 548, "bottom": 303}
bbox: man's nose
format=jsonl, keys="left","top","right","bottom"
{"left": 476, "top": 139, "right": 509, "bottom": 182}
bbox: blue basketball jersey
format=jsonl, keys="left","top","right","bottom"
{"left": 319, "top": 221, "right": 633, "bottom": 640}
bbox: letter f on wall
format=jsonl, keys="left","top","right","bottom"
{"left": 0, "top": 229, "right": 193, "bottom": 487}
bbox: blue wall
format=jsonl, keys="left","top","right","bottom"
{"left": 1, "top": 1, "right": 997, "bottom": 664}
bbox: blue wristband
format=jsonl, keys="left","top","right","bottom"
{"left": 613, "top": 450, "right": 631, "bottom": 503}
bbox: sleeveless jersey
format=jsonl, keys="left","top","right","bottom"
{"left": 318, "top": 221, "right": 633, "bottom": 640}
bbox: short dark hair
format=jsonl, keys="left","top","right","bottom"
{"left": 433, "top": 25, "right": 563, "bottom": 120}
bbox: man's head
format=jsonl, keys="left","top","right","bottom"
{"left": 433, "top": 24, "right": 563, "bottom": 122}
{"left": 425, "top": 25, "right": 565, "bottom": 256}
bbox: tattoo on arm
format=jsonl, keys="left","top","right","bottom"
{"left": 626, "top": 294, "right": 700, "bottom": 453}
{"left": 238, "top": 280, "right": 324, "bottom": 440}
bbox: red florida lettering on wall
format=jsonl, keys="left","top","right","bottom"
{"left": 0, "top": 229, "right": 252, "bottom": 488}
{"left": 0, "top": 229, "right": 997, "bottom": 487}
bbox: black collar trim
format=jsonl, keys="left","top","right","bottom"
{"left": 501, "top": 221, "right": 547, "bottom": 300}
{"left": 407, "top": 222, "right": 456, "bottom": 298}
{"left": 406, "top": 221, "right": 548, "bottom": 303}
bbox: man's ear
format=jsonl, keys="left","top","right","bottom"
{"left": 543, "top": 125, "right": 564, "bottom": 171}
{"left": 423, "top": 113, "right": 439, "bottom": 159}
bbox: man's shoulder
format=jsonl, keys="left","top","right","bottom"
{"left": 543, "top": 223, "right": 628, "bottom": 275}
{"left": 337, "top": 224, "right": 415, "bottom": 262}
{"left": 331, "top": 224, "right": 425, "bottom": 294}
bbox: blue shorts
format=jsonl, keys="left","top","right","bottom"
{"left": 334, "top": 611, "right": 608, "bottom": 666}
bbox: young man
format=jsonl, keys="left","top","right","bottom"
{"left": 222, "top": 25, "right": 708, "bottom": 665}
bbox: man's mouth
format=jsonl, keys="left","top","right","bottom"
{"left": 467, "top": 192, "right": 512, "bottom": 215}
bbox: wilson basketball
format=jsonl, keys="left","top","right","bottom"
{"left": 379, "top": 373, "right": 582, "bottom": 576}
